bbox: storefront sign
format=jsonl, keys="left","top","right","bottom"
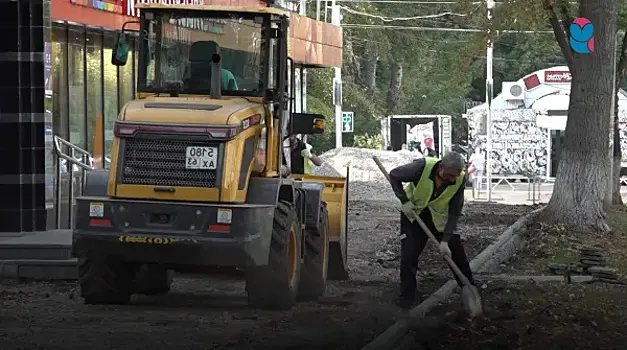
{"left": 70, "top": 0, "right": 124, "bottom": 14}
{"left": 544, "top": 71, "right": 571, "bottom": 83}
{"left": 126, "top": 0, "right": 205, "bottom": 17}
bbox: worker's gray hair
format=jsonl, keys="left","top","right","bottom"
{"left": 440, "top": 151, "right": 466, "bottom": 171}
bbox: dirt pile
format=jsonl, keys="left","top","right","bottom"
{"left": 312, "top": 147, "right": 420, "bottom": 201}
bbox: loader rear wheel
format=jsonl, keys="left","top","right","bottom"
{"left": 134, "top": 264, "right": 174, "bottom": 296}
{"left": 298, "top": 202, "right": 330, "bottom": 301}
{"left": 246, "top": 200, "right": 301, "bottom": 310}
{"left": 77, "top": 253, "right": 133, "bottom": 305}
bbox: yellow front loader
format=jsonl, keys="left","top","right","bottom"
{"left": 72, "top": 3, "right": 348, "bottom": 310}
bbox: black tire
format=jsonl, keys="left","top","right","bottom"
{"left": 77, "top": 253, "right": 133, "bottom": 305}
{"left": 246, "top": 200, "right": 302, "bottom": 310}
{"left": 134, "top": 264, "right": 174, "bottom": 296}
{"left": 298, "top": 202, "right": 330, "bottom": 301}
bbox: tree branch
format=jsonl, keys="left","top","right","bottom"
{"left": 543, "top": 0, "right": 574, "bottom": 69}
{"left": 559, "top": 0, "right": 573, "bottom": 39}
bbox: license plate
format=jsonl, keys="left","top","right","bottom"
{"left": 185, "top": 146, "right": 218, "bottom": 170}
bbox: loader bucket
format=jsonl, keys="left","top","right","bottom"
{"left": 291, "top": 169, "right": 350, "bottom": 280}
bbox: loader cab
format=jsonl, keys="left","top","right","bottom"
{"left": 112, "top": 7, "right": 302, "bottom": 178}
{"left": 113, "top": 9, "right": 289, "bottom": 101}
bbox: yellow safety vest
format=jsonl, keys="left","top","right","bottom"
{"left": 404, "top": 157, "right": 465, "bottom": 231}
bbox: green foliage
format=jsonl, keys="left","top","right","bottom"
{"left": 306, "top": 92, "right": 335, "bottom": 153}
{"left": 304, "top": 0, "right": 577, "bottom": 154}
{"left": 353, "top": 133, "right": 384, "bottom": 149}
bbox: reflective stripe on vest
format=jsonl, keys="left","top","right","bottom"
{"left": 403, "top": 157, "right": 465, "bottom": 232}
{"left": 304, "top": 157, "right": 311, "bottom": 175}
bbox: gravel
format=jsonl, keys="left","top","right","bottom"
{"left": 312, "top": 147, "right": 421, "bottom": 201}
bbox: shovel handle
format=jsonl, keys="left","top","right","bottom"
{"left": 372, "top": 156, "right": 472, "bottom": 287}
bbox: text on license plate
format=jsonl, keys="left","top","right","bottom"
{"left": 185, "top": 146, "right": 218, "bottom": 170}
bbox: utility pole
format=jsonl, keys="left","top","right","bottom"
{"left": 332, "top": 0, "right": 343, "bottom": 148}
{"left": 485, "top": 0, "right": 494, "bottom": 202}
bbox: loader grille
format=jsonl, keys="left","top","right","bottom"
{"left": 120, "top": 138, "right": 219, "bottom": 188}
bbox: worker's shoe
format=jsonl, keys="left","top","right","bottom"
{"left": 395, "top": 294, "right": 416, "bottom": 310}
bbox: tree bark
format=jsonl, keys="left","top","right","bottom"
{"left": 538, "top": 0, "right": 619, "bottom": 233}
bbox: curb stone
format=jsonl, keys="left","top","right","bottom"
{"left": 361, "top": 207, "right": 543, "bottom": 350}
{"left": 0, "top": 259, "right": 77, "bottom": 280}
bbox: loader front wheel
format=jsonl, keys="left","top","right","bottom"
{"left": 77, "top": 252, "right": 133, "bottom": 305}
{"left": 246, "top": 200, "right": 301, "bottom": 310}
{"left": 298, "top": 202, "right": 330, "bottom": 301}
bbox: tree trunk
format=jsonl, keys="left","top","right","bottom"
{"left": 538, "top": 0, "right": 618, "bottom": 233}
{"left": 344, "top": 36, "right": 360, "bottom": 84}
{"left": 362, "top": 53, "right": 378, "bottom": 98}
{"left": 387, "top": 62, "right": 403, "bottom": 112}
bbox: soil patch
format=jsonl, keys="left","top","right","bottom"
{"left": 0, "top": 201, "right": 525, "bottom": 349}
{"left": 406, "top": 280, "right": 627, "bottom": 350}
{"left": 400, "top": 206, "right": 627, "bottom": 350}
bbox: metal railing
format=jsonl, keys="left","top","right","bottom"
{"left": 470, "top": 173, "right": 556, "bottom": 204}
{"left": 53, "top": 136, "right": 94, "bottom": 229}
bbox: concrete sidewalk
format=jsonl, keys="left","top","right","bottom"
{"left": 467, "top": 184, "right": 627, "bottom": 205}
{"left": 0, "top": 229, "right": 75, "bottom": 280}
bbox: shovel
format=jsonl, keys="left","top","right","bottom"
{"left": 372, "top": 156, "right": 483, "bottom": 318}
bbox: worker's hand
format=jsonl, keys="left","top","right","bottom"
{"left": 301, "top": 147, "right": 313, "bottom": 159}
{"left": 400, "top": 201, "right": 415, "bottom": 222}
{"left": 280, "top": 165, "right": 290, "bottom": 177}
{"left": 439, "top": 241, "right": 452, "bottom": 259}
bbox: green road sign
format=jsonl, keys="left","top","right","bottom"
{"left": 342, "top": 111, "right": 354, "bottom": 133}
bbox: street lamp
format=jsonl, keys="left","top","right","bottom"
{"left": 485, "top": 0, "right": 495, "bottom": 202}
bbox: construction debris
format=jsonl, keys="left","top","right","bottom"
{"left": 587, "top": 266, "right": 619, "bottom": 282}
{"left": 548, "top": 246, "right": 620, "bottom": 283}
{"left": 312, "top": 147, "right": 419, "bottom": 201}
{"left": 579, "top": 247, "right": 609, "bottom": 268}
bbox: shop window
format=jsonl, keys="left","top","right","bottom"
{"left": 51, "top": 25, "right": 68, "bottom": 141}
{"left": 68, "top": 27, "right": 85, "bottom": 148}
{"left": 86, "top": 30, "right": 103, "bottom": 165}
{"left": 103, "top": 31, "right": 119, "bottom": 162}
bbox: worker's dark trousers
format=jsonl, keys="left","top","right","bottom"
{"left": 399, "top": 210, "right": 475, "bottom": 299}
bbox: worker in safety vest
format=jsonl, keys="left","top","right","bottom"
{"left": 389, "top": 152, "right": 474, "bottom": 309}
{"left": 284, "top": 134, "right": 322, "bottom": 175}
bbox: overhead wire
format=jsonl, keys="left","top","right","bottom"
{"left": 343, "top": 24, "right": 554, "bottom": 34}
{"left": 339, "top": 5, "right": 473, "bottom": 21}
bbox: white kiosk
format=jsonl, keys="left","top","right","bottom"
{"left": 467, "top": 66, "right": 627, "bottom": 180}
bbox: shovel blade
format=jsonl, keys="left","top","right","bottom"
{"left": 460, "top": 285, "right": 483, "bottom": 318}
